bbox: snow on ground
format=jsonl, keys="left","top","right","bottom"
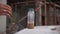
{"left": 14, "top": 26, "right": 60, "bottom": 34}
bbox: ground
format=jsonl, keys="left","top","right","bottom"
{"left": 14, "top": 26, "right": 60, "bottom": 34}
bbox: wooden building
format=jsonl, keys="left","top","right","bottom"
{"left": 0, "top": 0, "right": 60, "bottom": 34}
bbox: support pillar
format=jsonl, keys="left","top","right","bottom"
{"left": 44, "top": 0, "right": 47, "bottom": 25}
{"left": 35, "top": 1, "right": 42, "bottom": 26}
{"left": 38, "top": 2, "right": 42, "bottom": 26}
{"left": 0, "top": 0, "right": 12, "bottom": 34}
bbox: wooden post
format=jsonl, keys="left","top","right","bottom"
{"left": 49, "top": 2, "right": 54, "bottom": 25}
{"left": 54, "top": 2, "right": 57, "bottom": 25}
{"left": 38, "top": 1, "right": 42, "bottom": 26}
{"left": 44, "top": 0, "right": 47, "bottom": 25}
{"left": 35, "top": 0, "right": 42, "bottom": 26}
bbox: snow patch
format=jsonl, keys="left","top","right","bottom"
{"left": 14, "top": 26, "right": 60, "bottom": 34}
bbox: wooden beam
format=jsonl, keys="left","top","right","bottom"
{"left": 11, "top": 1, "right": 60, "bottom": 8}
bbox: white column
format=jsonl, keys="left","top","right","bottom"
{"left": 27, "top": 8, "right": 35, "bottom": 29}
{"left": 0, "top": 0, "right": 7, "bottom": 34}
